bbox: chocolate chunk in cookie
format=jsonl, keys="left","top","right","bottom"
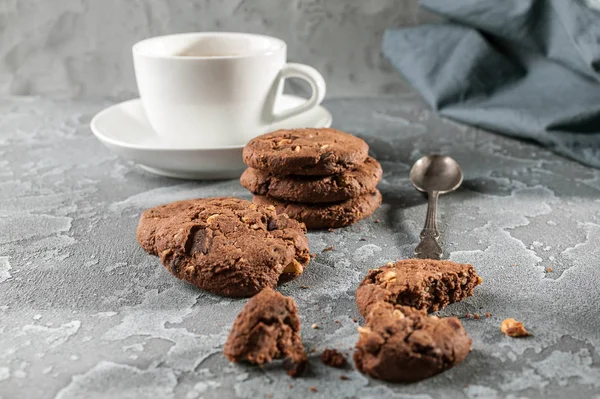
{"left": 252, "top": 190, "right": 382, "bottom": 229}
{"left": 240, "top": 157, "right": 382, "bottom": 203}
{"left": 353, "top": 302, "right": 472, "bottom": 382}
{"left": 243, "top": 128, "right": 369, "bottom": 176}
{"left": 137, "top": 198, "right": 310, "bottom": 297}
{"left": 224, "top": 288, "right": 307, "bottom": 376}
{"left": 356, "top": 259, "right": 481, "bottom": 317}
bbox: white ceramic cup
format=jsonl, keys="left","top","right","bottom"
{"left": 132, "top": 32, "right": 326, "bottom": 148}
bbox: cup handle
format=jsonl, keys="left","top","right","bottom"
{"left": 272, "top": 63, "right": 326, "bottom": 121}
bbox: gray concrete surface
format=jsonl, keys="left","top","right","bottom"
{"left": 0, "top": 0, "right": 437, "bottom": 100}
{"left": 1, "top": 95, "right": 600, "bottom": 398}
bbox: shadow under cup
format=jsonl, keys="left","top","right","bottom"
{"left": 133, "top": 32, "right": 325, "bottom": 149}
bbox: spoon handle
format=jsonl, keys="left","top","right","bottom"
{"left": 414, "top": 190, "right": 442, "bottom": 260}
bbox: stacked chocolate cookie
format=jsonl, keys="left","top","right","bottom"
{"left": 241, "top": 128, "right": 383, "bottom": 229}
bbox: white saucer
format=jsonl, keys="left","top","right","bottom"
{"left": 90, "top": 95, "right": 333, "bottom": 180}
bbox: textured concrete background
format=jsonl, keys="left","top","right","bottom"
{"left": 1, "top": 95, "right": 600, "bottom": 398}
{"left": 0, "top": 0, "right": 437, "bottom": 100}
{"left": 2, "top": 1, "right": 600, "bottom": 398}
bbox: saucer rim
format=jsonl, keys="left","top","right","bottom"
{"left": 90, "top": 96, "right": 332, "bottom": 152}
{"left": 137, "top": 164, "right": 244, "bottom": 180}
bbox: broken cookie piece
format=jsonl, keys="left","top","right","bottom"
{"left": 353, "top": 302, "right": 472, "bottom": 382}
{"left": 224, "top": 288, "right": 307, "bottom": 376}
{"left": 321, "top": 348, "right": 347, "bottom": 368}
{"left": 136, "top": 197, "right": 310, "bottom": 297}
{"left": 356, "top": 259, "right": 482, "bottom": 316}
{"left": 501, "top": 318, "right": 531, "bottom": 337}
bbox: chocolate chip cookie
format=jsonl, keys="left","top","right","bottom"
{"left": 240, "top": 156, "right": 382, "bottom": 203}
{"left": 136, "top": 198, "right": 310, "bottom": 297}
{"left": 243, "top": 128, "right": 369, "bottom": 176}
{"left": 252, "top": 190, "right": 382, "bottom": 229}
{"left": 224, "top": 288, "right": 307, "bottom": 376}
{"left": 353, "top": 302, "right": 472, "bottom": 382}
{"left": 356, "top": 259, "right": 481, "bottom": 316}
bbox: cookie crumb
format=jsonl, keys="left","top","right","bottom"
{"left": 309, "top": 387, "right": 318, "bottom": 393}
{"left": 485, "top": 312, "right": 492, "bottom": 318}
{"left": 473, "top": 313, "right": 480, "bottom": 320}
{"left": 339, "top": 375, "right": 350, "bottom": 380}
{"left": 546, "top": 267, "right": 553, "bottom": 272}
{"left": 465, "top": 313, "right": 472, "bottom": 318}
{"left": 334, "top": 320, "right": 340, "bottom": 324}
{"left": 328, "top": 228, "right": 335, "bottom": 232}
{"left": 359, "top": 237, "right": 367, "bottom": 241}
{"left": 323, "top": 245, "right": 334, "bottom": 252}
{"left": 321, "top": 348, "right": 347, "bottom": 368}
{"left": 311, "top": 348, "right": 316, "bottom": 353}
{"left": 265, "top": 394, "right": 273, "bottom": 398}
{"left": 352, "top": 318, "right": 357, "bottom": 323}
{"left": 300, "top": 285, "right": 310, "bottom": 289}
{"left": 374, "top": 219, "right": 381, "bottom": 223}
{"left": 311, "top": 323, "right": 319, "bottom": 329}
{"left": 224, "top": 289, "right": 307, "bottom": 377}
{"left": 501, "top": 318, "right": 531, "bottom": 337}
{"left": 513, "top": 263, "right": 517, "bottom": 267}
{"left": 309, "top": 253, "right": 316, "bottom": 258}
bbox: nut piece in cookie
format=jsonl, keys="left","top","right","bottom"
{"left": 356, "top": 259, "right": 482, "bottom": 316}
{"left": 253, "top": 190, "right": 382, "bottom": 230}
{"left": 321, "top": 348, "right": 347, "bottom": 368}
{"left": 353, "top": 302, "right": 472, "bottom": 382}
{"left": 224, "top": 288, "right": 307, "bottom": 376}
{"left": 243, "top": 128, "right": 369, "bottom": 176}
{"left": 501, "top": 318, "right": 531, "bottom": 337}
{"left": 136, "top": 197, "right": 310, "bottom": 297}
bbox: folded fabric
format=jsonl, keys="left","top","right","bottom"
{"left": 382, "top": 0, "right": 600, "bottom": 168}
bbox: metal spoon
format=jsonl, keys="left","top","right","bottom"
{"left": 409, "top": 154, "right": 463, "bottom": 259}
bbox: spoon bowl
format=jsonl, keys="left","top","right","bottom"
{"left": 410, "top": 154, "right": 463, "bottom": 194}
{"left": 409, "top": 154, "right": 463, "bottom": 259}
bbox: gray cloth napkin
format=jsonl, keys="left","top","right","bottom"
{"left": 382, "top": 0, "right": 600, "bottom": 168}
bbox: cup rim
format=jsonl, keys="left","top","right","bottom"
{"left": 132, "top": 32, "right": 287, "bottom": 60}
